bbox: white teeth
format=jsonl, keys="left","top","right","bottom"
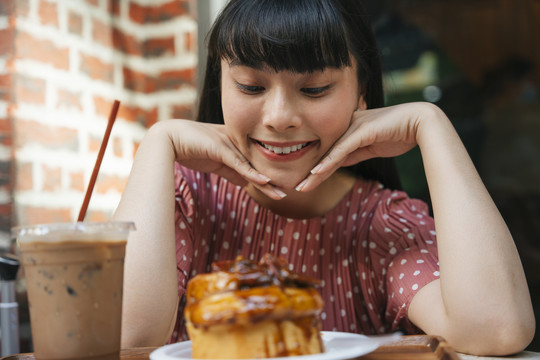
{"left": 263, "top": 142, "right": 308, "bottom": 154}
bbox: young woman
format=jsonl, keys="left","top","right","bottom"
{"left": 113, "top": 0, "right": 535, "bottom": 355}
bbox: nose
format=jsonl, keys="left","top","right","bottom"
{"left": 261, "top": 88, "right": 302, "bottom": 132}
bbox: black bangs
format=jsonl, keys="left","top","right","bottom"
{"left": 211, "top": 0, "right": 352, "bottom": 73}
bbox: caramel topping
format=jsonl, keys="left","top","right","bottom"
{"left": 211, "top": 254, "right": 321, "bottom": 289}
{"left": 185, "top": 254, "right": 324, "bottom": 328}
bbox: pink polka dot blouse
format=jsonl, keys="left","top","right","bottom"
{"left": 170, "top": 164, "right": 440, "bottom": 343}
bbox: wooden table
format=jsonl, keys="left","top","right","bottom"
{"left": 1, "top": 336, "right": 538, "bottom": 360}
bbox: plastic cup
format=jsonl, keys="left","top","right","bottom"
{"left": 12, "top": 221, "right": 135, "bottom": 360}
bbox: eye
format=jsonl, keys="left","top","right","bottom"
{"left": 236, "top": 83, "right": 265, "bottom": 94}
{"left": 301, "top": 85, "right": 331, "bottom": 97}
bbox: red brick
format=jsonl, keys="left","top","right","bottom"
{"left": 15, "top": 75, "right": 46, "bottom": 104}
{"left": 0, "top": 117, "right": 13, "bottom": 139}
{"left": 80, "top": 53, "right": 114, "bottom": 82}
{"left": 42, "top": 164, "right": 61, "bottom": 191}
{"left": 96, "top": 173, "right": 126, "bottom": 194}
{"left": 129, "top": 1, "right": 188, "bottom": 24}
{"left": 123, "top": 67, "right": 155, "bottom": 93}
{"left": 68, "top": 10, "right": 83, "bottom": 36}
{"left": 118, "top": 103, "right": 158, "bottom": 127}
{"left": 143, "top": 36, "right": 175, "bottom": 57}
{"left": 38, "top": 0, "right": 58, "bottom": 27}
{"left": 132, "top": 140, "right": 140, "bottom": 158}
{"left": 88, "top": 133, "right": 108, "bottom": 153}
{"left": 16, "top": 120, "right": 79, "bottom": 150}
{"left": 171, "top": 104, "right": 194, "bottom": 120}
{"left": 69, "top": 170, "right": 85, "bottom": 192}
{"left": 92, "top": 18, "right": 112, "bottom": 48}
{"left": 22, "top": 206, "right": 72, "bottom": 224}
{"left": 112, "top": 27, "right": 140, "bottom": 56}
{"left": 0, "top": 74, "right": 12, "bottom": 101}
{"left": 95, "top": 95, "right": 159, "bottom": 127}
{"left": 0, "top": 0, "right": 15, "bottom": 16}
{"left": 56, "top": 88, "right": 82, "bottom": 111}
{"left": 0, "top": 28, "right": 14, "bottom": 55}
{"left": 15, "top": 32, "right": 69, "bottom": 70}
{"left": 92, "top": 96, "right": 120, "bottom": 118}
{"left": 0, "top": 160, "right": 12, "bottom": 189}
{"left": 0, "top": 203, "right": 12, "bottom": 230}
{"left": 113, "top": 137, "right": 122, "bottom": 157}
{"left": 86, "top": 210, "right": 109, "bottom": 222}
{"left": 157, "top": 68, "right": 195, "bottom": 88}
{"left": 184, "top": 31, "right": 195, "bottom": 52}
{"left": 108, "top": 0, "right": 120, "bottom": 17}
{"left": 9, "top": 0, "right": 29, "bottom": 18}
{"left": 15, "top": 162, "right": 33, "bottom": 191}
{"left": 143, "top": 108, "right": 159, "bottom": 127}
{"left": 0, "top": 203, "right": 12, "bottom": 217}
{"left": 123, "top": 66, "right": 195, "bottom": 94}
{"left": 93, "top": 97, "right": 157, "bottom": 128}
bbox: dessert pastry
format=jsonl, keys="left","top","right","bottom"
{"left": 185, "top": 254, "right": 325, "bottom": 359}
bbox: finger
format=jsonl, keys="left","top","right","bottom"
{"left": 218, "top": 145, "right": 271, "bottom": 185}
{"left": 295, "top": 160, "right": 343, "bottom": 193}
{"left": 233, "top": 155, "right": 272, "bottom": 185}
{"left": 310, "top": 142, "right": 351, "bottom": 176}
{"left": 218, "top": 165, "right": 286, "bottom": 200}
{"left": 249, "top": 182, "right": 288, "bottom": 200}
{"left": 310, "top": 124, "right": 375, "bottom": 175}
{"left": 298, "top": 147, "right": 376, "bottom": 193}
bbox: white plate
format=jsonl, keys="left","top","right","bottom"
{"left": 150, "top": 331, "right": 401, "bottom": 360}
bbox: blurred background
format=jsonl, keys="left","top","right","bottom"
{"left": 0, "top": 0, "right": 538, "bottom": 353}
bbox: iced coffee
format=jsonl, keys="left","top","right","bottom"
{"left": 13, "top": 222, "right": 134, "bottom": 360}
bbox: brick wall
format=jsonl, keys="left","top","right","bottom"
{"left": 0, "top": 0, "right": 198, "bottom": 250}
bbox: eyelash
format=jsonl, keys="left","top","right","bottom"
{"left": 235, "top": 83, "right": 331, "bottom": 97}
{"left": 302, "top": 85, "right": 330, "bottom": 96}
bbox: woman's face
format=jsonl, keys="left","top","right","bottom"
{"left": 221, "top": 59, "right": 365, "bottom": 190}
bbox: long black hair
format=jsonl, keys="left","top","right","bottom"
{"left": 197, "top": 0, "right": 402, "bottom": 190}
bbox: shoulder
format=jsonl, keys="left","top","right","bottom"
{"left": 353, "top": 179, "right": 430, "bottom": 219}
{"left": 368, "top": 184, "right": 432, "bottom": 228}
{"left": 358, "top": 181, "right": 435, "bottom": 247}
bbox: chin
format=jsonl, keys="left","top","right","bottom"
{"left": 249, "top": 159, "right": 314, "bottom": 191}
{"left": 268, "top": 173, "right": 307, "bottom": 191}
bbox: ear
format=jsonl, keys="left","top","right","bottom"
{"left": 357, "top": 95, "right": 367, "bottom": 111}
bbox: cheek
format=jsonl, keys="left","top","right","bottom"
{"left": 312, "top": 106, "right": 353, "bottom": 144}
{"left": 221, "top": 91, "right": 256, "bottom": 147}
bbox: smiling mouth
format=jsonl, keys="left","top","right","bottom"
{"left": 258, "top": 141, "right": 310, "bottom": 155}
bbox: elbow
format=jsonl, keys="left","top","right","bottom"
{"left": 121, "top": 315, "right": 177, "bottom": 348}
{"left": 451, "top": 310, "right": 536, "bottom": 356}
{"left": 121, "top": 296, "right": 180, "bottom": 348}
{"left": 487, "top": 314, "right": 536, "bottom": 356}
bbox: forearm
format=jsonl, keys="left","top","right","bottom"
{"left": 414, "top": 103, "right": 534, "bottom": 353}
{"left": 113, "top": 122, "right": 179, "bottom": 347}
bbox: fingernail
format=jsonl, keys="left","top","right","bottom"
{"left": 295, "top": 179, "right": 308, "bottom": 192}
{"left": 311, "top": 164, "right": 322, "bottom": 174}
{"left": 258, "top": 174, "right": 271, "bottom": 183}
{"left": 273, "top": 188, "right": 287, "bottom": 199}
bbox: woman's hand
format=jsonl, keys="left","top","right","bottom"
{"left": 296, "top": 102, "right": 425, "bottom": 192}
{"left": 160, "top": 119, "right": 286, "bottom": 200}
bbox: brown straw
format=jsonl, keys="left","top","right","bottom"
{"left": 77, "top": 99, "right": 121, "bottom": 222}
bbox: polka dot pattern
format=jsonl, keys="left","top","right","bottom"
{"left": 169, "top": 164, "right": 440, "bottom": 342}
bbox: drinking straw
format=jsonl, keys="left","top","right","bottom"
{"left": 77, "top": 99, "right": 121, "bottom": 222}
